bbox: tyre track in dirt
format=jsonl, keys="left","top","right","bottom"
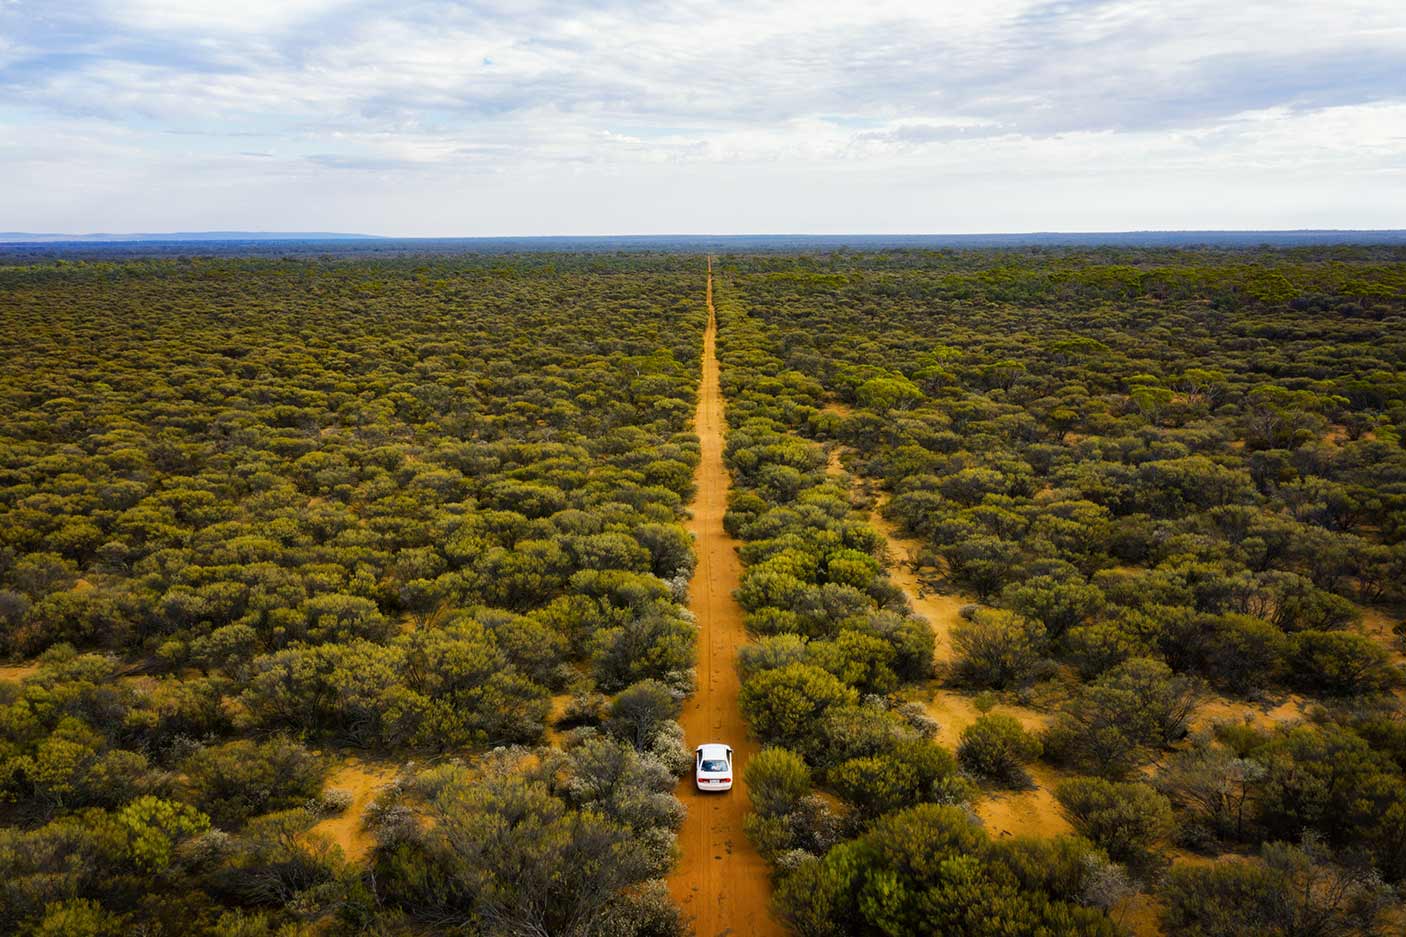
{"left": 667, "top": 260, "right": 785, "bottom": 937}
{"left": 823, "top": 428, "right": 1074, "bottom": 840}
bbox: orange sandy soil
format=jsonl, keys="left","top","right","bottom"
{"left": 977, "top": 761, "right": 1074, "bottom": 841}
{"left": 1361, "top": 606, "right": 1406, "bottom": 663}
{"left": 306, "top": 756, "right": 400, "bottom": 862}
{"left": 0, "top": 661, "right": 41, "bottom": 684}
{"left": 925, "top": 691, "right": 1071, "bottom": 839}
{"left": 666, "top": 261, "right": 785, "bottom": 937}
{"left": 545, "top": 692, "right": 573, "bottom": 746}
{"left": 1190, "top": 693, "right": 1309, "bottom": 733}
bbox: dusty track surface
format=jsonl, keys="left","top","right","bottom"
{"left": 668, "top": 263, "right": 784, "bottom": 937}
{"left": 306, "top": 757, "right": 398, "bottom": 862}
{"left": 0, "top": 661, "right": 40, "bottom": 684}
{"left": 825, "top": 433, "right": 1074, "bottom": 839}
{"left": 865, "top": 502, "right": 965, "bottom": 667}
{"left": 866, "top": 488, "right": 1073, "bottom": 838}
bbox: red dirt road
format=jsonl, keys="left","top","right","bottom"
{"left": 667, "top": 261, "right": 785, "bottom": 937}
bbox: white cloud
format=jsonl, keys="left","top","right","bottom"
{"left": 102, "top": 0, "right": 358, "bottom": 34}
{"left": 1, "top": 0, "right": 1403, "bottom": 233}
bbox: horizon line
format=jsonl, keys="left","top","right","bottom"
{"left": 4, "top": 227, "right": 1406, "bottom": 244}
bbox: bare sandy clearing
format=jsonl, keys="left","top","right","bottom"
{"left": 0, "top": 661, "right": 41, "bottom": 684}
{"left": 307, "top": 757, "right": 399, "bottom": 863}
{"left": 976, "top": 762, "right": 1074, "bottom": 839}
{"left": 1191, "top": 694, "right": 1309, "bottom": 733}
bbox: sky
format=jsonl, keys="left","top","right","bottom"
{"left": 1, "top": 0, "right": 1404, "bottom": 236}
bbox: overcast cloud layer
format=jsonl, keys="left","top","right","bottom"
{"left": 2, "top": 0, "right": 1404, "bottom": 235}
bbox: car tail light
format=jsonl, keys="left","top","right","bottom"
{"left": 722, "top": 778, "right": 730, "bottom": 783}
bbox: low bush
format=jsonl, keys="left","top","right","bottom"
{"left": 957, "top": 712, "right": 1042, "bottom": 787}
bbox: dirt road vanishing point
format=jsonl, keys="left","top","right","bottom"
{"left": 667, "top": 261, "right": 785, "bottom": 936}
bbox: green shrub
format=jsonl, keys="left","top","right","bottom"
{"left": 739, "top": 663, "right": 858, "bottom": 756}
{"left": 745, "top": 747, "right": 812, "bottom": 818}
{"left": 950, "top": 609, "right": 1048, "bottom": 688}
{"left": 1054, "top": 777, "right": 1171, "bottom": 867}
{"left": 1289, "top": 630, "right": 1398, "bottom": 696}
{"left": 774, "top": 804, "right": 1119, "bottom": 937}
{"left": 957, "top": 713, "right": 1042, "bottom": 787}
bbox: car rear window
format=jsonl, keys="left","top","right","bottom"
{"left": 700, "top": 759, "right": 728, "bottom": 772}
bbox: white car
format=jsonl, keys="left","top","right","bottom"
{"left": 694, "top": 743, "right": 733, "bottom": 791}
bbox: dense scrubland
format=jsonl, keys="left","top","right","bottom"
{"left": 0, "top": 254, "right": 707, "bottom": 935}
{"left": 715, "top": 246, "right": 1406, "bottom": 936}
{"left": 2, "top": 246, "right": 1405, "bottom": 936}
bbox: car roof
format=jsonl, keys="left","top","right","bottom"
{"left": 695, "top": 743, "right": 731, "bottom": 757}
